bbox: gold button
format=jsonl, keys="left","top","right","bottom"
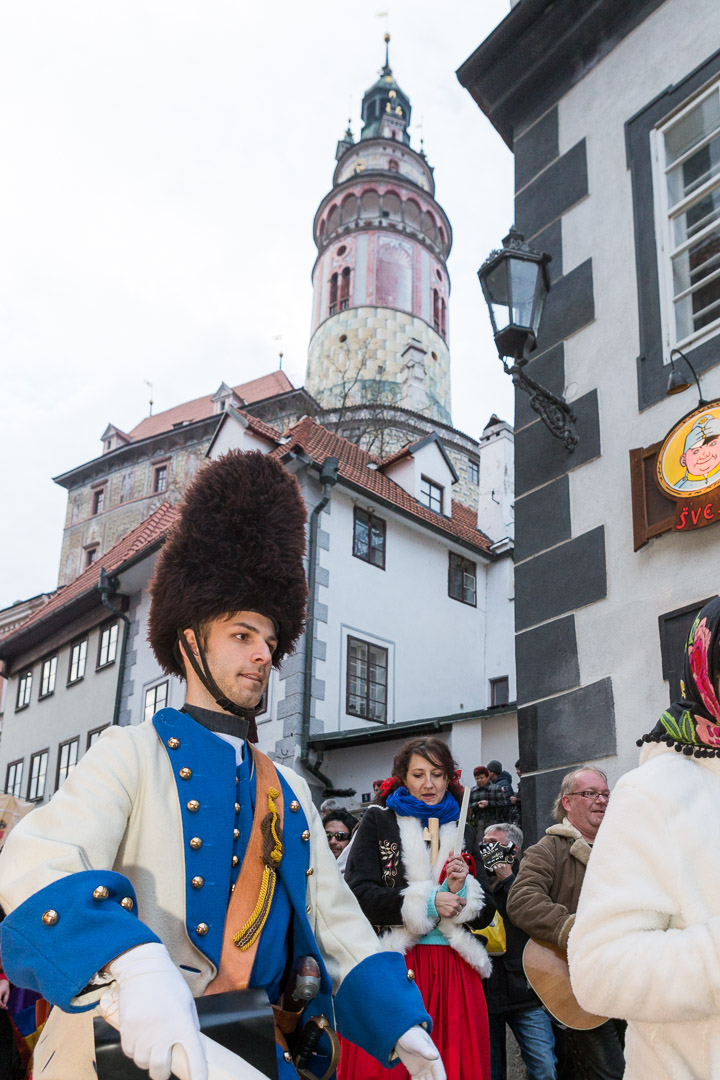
{"left": 231, "top": 883, "right": 236, "bottom": 893}
{"left": 290, "top": 801, "right": 300, "bottom": 812}
{"left": 232, "top": 855, "right": 239, "bottom": 866}
{"left": 306, "top": 904, "right": 312, "bottom": 914}
{"left": 235, "top": 802, "right": 241, "bottom": 813}
{"left": 191, "top": 876, "right": 204, "bottom": 889}
{"left": 301, "top": 829, "right": 310, "bottom": 841}
{"left": 187, "top": 800, "right": 200, "bottom": 813}
{"left": 235, "top": 776, "right": 239, "bottom": 784}
{"left": 233, "top": 828, "right": 240, "bottom": 840}
{"left": 196, "top": 923, "right": 209, "bottom": 936}
{"left": 167, "top": 737, "right": 180, "bottom": 749}
{"left": 284, "top": 1050, "right": 293, "bottom": 1063}
{"left": 120, "top": 897, "right": 134, "bottom": 911}
{"left": 305, "top": 867, "right": 314, "bottom": 877}
{"left": 407, "top": 969, "right": 415, "bottom": 981}
{"left": 93, "top": 886, "right": 109, "bottom": 901}
{"left": 42, "top": 909, "right": 58, "bottom": 926}
{"left": 179, "top": 767, "right": 192, "bottom": 780}
{"left": 190, "top": 837, "right": 203, "bottom": 850}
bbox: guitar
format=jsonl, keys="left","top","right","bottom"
{"left": 522, "top": 938, "right": 608, "bottom": 1030}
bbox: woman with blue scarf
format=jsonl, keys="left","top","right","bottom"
{"left": 339, "top": 737, "right": 495, "bottom": 1080}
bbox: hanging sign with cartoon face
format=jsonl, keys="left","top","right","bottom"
{"left": 656, "top": 400, "right": 720, "bottom": 532}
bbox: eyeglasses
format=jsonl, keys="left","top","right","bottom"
{"left": 567, "top": 789, "right": 610, "bottom": 803}
{"left": 325, "top": 831, "right": 351, "bottom": 842}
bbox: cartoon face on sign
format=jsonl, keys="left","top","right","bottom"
{"left": 657, "top": 403, "right": 720, "bottom": 497}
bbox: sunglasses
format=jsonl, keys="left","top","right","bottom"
{"left": 325, "top": 831, "right": 351, "bottom": 842}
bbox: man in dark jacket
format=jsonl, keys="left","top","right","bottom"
{"left": 484, "top": 761, "right": 514, "bottom": 827}
{"left": 482, "top": 823, "right": 556, "bottom": 1080}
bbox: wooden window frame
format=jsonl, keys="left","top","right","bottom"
{"left": 153, "top": 463, "right": 168, "bottom": 494}
{"left": 448, "top": 552, "right": 477, "bottom": 607}
{"left": 67, "top": 637, "right": 88, "bottom": 685}
{"left": 92, "top": 487, "right": 106, "bottom": 516}
{"left": 346, "top": 636, "right": 388, "bottom": 724}
{"left": 87, "top": 724, "right": 110, "bottom": 749}
{"left": 15, "top": 669, "right": 32, "bottom": 711}
{"left": 490, "top": 676, "right": 510, "bottom": 707}
{"left": 629, "top": 441, "right": 677, "bottom": 550}
{"left": 56, "top": 736, "right": 80, "bottom": 790}
{"left": 144, "top": 680, "right": 169, "bottom": 722}
{"left": 5, "top": 759, "right": 23, "bottom": 798}
{"left": 39, "top": 654, "right": 58, "bottom": 699}
{"left": 352, "top": 508, "right": 386, "bottom": 569}
{"left": 420, "top": 476, "right": 443, "bottom": 514}
{"left": 96, "top": 621, "right": 119, "bottom": 669}
{"left": 27, "top": 749, "right": 49, "bottom": 803}
{"left": 467, "top": 459, "right": 479, "bottom": 486}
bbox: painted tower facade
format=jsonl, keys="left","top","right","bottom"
{"left": 306, "top": 39, "right": 453, "bottom": 425}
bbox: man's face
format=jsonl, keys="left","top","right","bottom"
{"left": 683, "top": 436, "right": 720, "bottom": 476}
{"left": 561, "top": 769, "right": 610, "bottom": 841}
{"left": 184, "top": 611, "right": 277, "bottom": 710}
{"left": 484, "top": 827, "right": 513, "bottom": 851}
{"left": 324, "top": 818, "right": 353, "bottom": 859}
{"left": 488, "top": 770, "right": 498, "bottom": 782}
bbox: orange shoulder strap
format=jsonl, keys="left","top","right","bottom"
{"left": 205, "top": 744, "right": 284, "bottom": 995}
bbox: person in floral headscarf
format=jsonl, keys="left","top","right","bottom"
{"left": 569, "top": 596, "right": 720, "bottom": 1080}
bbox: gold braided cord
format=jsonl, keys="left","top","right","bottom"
{"left": 232, "top": 784, "right": 284, "bottom": 950}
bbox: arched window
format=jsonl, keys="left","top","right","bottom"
{"left": 327, "top": 205, "right": 340, "bottom": 237}
{"left": 340, "top": 267, "right": 351, "bottom": 311}
{"left": 341, "top": 194, "right": 358, "bottom": 223}
{"left": 433, "top": 289, "right": 440, "bottom": 333}
{"left": 361, "top": 190, "right": 380, "bottom": 218}
{"left": 329, "top": 273, "right": 338, "bottom": 317}
{"left": 404, "top": 200, "right": 421, "bottom": 230}
{"left": 382, "top": 192, "right": 402, "bottom": 220}
{"left": 423, "top": 210, "right": 437, "bottom": 244}
{"left": 440, "top": 298, "right": 447, "bottom": 340}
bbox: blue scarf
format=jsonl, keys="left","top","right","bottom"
{"left": 386, "top": 786, "right": 459, "bottom": 826}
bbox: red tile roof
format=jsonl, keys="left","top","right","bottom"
{"left": 1, "top": 503, "right": 179, "bottom": 646}
{"left": 128, "top": 371, "right": 293, "bottom": 442}
{"left": 273, "top": 417, "right": 494, "bottom": 553}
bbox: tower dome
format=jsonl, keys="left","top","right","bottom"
{"left": 305, "top": 37, "right": 453, "bottom": 425}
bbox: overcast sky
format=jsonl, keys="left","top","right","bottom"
{"left": 0, "top": 1, "right": 514, "bottom": 610}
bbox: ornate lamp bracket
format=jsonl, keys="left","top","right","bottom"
{"left": 502, "top": 356, "right": 579, "bottom": 453}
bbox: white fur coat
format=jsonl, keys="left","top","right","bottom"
{"left": 378, "top": 816, "right": 492, "bottom": 978}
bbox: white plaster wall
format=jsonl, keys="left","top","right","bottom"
{"left": 544, "top": 0, "right": 720, "bottom": 784}
{"left": 315, "top": 488, "right": 492, "bottom": 734}
{"left": 208, "top": 420, "right": 275, "bottom": 460}
{"left": 478, "top": 425, "right": 514, "bottom": 541}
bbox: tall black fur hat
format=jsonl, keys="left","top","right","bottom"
{"left": 148, "top": 450, "right": 307, "bottom": 677}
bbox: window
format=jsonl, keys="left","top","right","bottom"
{"left": 16, "top": 670, "right": 32, "bottom": 710}
{"left": 85, "top": 547, "right": 98, "bottom": 568}
{"left": 144, "top": 681, "right": 169, "bottom": 722}
{"left": 659, "top": 597, "right": 716, "bottom": 703}
{"left": 490, "top": 676, "right": 510, "bottom": 707}
{"left": 346, "top": 636, "right": 388, "bottom": 723}
{"left": 339, "top": 266, "right": 351, "bottom": 311}
{"left": 28, "top": 750, "right": 49, "bottom": 802}
{"left": 68, "top": 638, "right": 88, "bottom": 684}
{"left": 87, "top": 724, "right": 110, "bottom": 749}
{"left": 419, "top": 476, "right": 443, "bottom": 514}
{"left": 656, "top": 82, "right": 720, "bottom": 349}
{"left": 467, "top": 459, "right": 479, "bottom": 485}
{"left": 154, "top": 464, "right": 168, "bottom": 493}
{"left": 329, "top": 273, "right": 338, "bottom": 317}
{"left": 433, "top": 288, "right": 441, "bottom": 332}
{"left": 56, "top": 737, "right": 79, "bottom": 789}
{"left": 449, "top": 552, "right": 477, "bottom": 606}
{"left": 92, "top": 488, "right": 106, "bottom": 515}
{"left": 97, "top": 622, "right": 119, "bottom": 668}
{"left": 40, "top": 655, "right": 58, "bottom": 698}
{"left": 5, "top": 760, "right": 23, "bottom": 797}
{"left": 352, "top": 508, "right": 386, "bottom": 568}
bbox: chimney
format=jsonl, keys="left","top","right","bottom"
{"left": 399, "top": 339, "right": 429, "bottom": 414}
{"left": 477, "top": 415, "right": 514, "bottom": 543}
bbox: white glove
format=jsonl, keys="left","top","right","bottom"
{"left": 99, "top": 942, "right": 208, "bottom": 1080}
{"left": 395, "top": 1026, "right": 446, "bottom": 1080}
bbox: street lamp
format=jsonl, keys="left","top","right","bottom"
{"left": 666, "top": 347, "right": 708, "bottom": 407}
{"left": 478, "top": 228, "right": 579, "bottom": 452}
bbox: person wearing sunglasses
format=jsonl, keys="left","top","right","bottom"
{"left": 506, "top": 766, "right": 624, "bottom": 1079}
{"left": 322, "top": 809, "right": 357, "bottom": 869}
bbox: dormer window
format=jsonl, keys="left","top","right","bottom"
{"left": 420, "top": 476, "right": 443, "bottom": 514}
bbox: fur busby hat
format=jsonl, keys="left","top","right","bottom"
{"left": 148, "top": 450, "right": 307, "bottom": 677}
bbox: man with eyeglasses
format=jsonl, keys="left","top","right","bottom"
{"left": 506, "top": 766, "right": 624, "bottom": 1080}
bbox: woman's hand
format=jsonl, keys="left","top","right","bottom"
{"left": 0, "top": 978, "right": 9, "bottom": 1008}
{"left": 444, "top": 854, "right": 469, "bottom": 894}
{"left": 434, "top": 891, "right": 466, "bottom": 918}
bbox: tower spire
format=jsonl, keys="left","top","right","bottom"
{"left": 383, "top": 32, "right": 391, "bottom": 74}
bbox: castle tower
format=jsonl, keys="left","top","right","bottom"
{"left": 305, "top": 37, "right": 453, "bottom": 425}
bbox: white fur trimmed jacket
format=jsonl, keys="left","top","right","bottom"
{"left": 569, "top": 742, "right": 720, "bottom": 1080}
{"left": 344, "top": 804, "right": 495, "bottom": 977}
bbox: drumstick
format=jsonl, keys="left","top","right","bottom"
{"left": 428, "top": 816, "right": 440, "bottom": 865}
{"left": 452, "top": 786, "right": 471, "bottom": 855}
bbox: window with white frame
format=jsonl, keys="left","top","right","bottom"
{"left": 448, "top": 552, "right": 477, "bottom": 606}
{"left": 56, "top": 737, "right": 79, "bottom": 789}
{"left": 16, "top": 670, "right": 32, "bottom": 710}
{"left": 5, "top": 760, "right": 23, "bottom": 797}
{"left": 40, "top": 655, "right": 58, "bottom": 698}
{"left": 68, "top": 638, "right": 88, "bottom": 684}
{"left": 97, "top": 622, "right": 119, "bottom": 668}
{"left": 419, "top": 476, "right": 443, "bottom": 514}
{"left": 144, "top": 681, "right": 168, "bottom": 722}
{"left": 655, "top": 81, "right": 720, "bottom": 350}
{"left": 28, "top": 750, "right": 49, "bottom": 802}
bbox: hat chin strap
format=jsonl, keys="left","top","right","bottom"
{"left": 178, "top": 629, "right": 260, "bottom": 743}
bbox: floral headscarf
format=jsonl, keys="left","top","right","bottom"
{"left": 639, "top": 597, "right": 720, "bottom": 758}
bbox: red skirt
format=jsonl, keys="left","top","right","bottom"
{"left": 337, "top": 944, "right": 490, "bottom": 1080}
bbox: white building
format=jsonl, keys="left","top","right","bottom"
{"left": 459, "top": 0, "right": 720, "bottom": 838}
